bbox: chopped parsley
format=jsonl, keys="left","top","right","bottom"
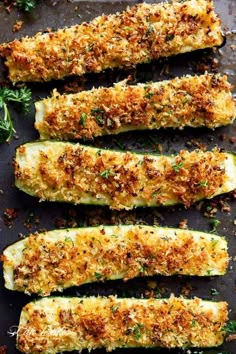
{"left": 199, "top": 180, "right": 208, "bottom": 188}
{"left": 0, "top": 86, "right": 32, "bottom": 143}
{"left": 211, "top": 288, "right": 220, "bottom": 296}
{"left": 139, "top": 264, "right": 148, "bottom": 273}
{"left": 91, "top": 108, "right": 105, "bottom": 126}
{"left": 16, "top": 0, "right": 37, "bottom": 11}
{"left": 172, "top": 161, "right": 183, "bottom": 172}
{"left": 100, "top": 169, "right": 115, "bottom": 179}
{"left": 64, "top": 236, "right": 74, "bottom": 245}
{"left": 183, "top": 95, "right": 191, "bottom": 104}
{"left": 124, "top": 26, "right": 133, "bottom": 31}
{"left": 211, "top": 238, "right": 219, "bottom": 248}
{"left": 225, "top": 320, "right": 236, "bottom": 333}
{"left": 133, "top": 323, "right": 145, "bottom": 340}
{"left": 144, "top": 91, "right": 155, "bottom": 99}
{"left": 210, "top": 218, "right": 220, "bottom": 233}
{"left": 165, "top": 34, "right": 175, "bottom": 41}
{"left": 94, "top": 272, "right": 103, "bottom": 280}
{"left": 111, "top": 305, "right": 119, "bottom": 313}
{"left": 79, "top": 113, "right": 87, "bottom": 128}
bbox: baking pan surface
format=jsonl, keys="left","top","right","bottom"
{"left": 0, "top": 1, "right": 236, "bottom": 353}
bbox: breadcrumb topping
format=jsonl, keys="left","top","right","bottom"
{"left": 14, "top": 141, "right": 236, "bottom": 210}
{"left": 0, "top": 0, "right": 223, "bottom": 82}
{"left": 3, "top": 225, "right": 228, "bottom": 295}
{"left": 35, "top": 74, "right": 236, "bottom": 140}
{"left": 17, "top": 296, "right": 228, "bottom": 353}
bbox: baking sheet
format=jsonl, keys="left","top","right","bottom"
{"left": 0, "top": 0, "right": 236, "bottom": 353}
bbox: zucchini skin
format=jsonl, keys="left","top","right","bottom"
{"left": 0, "top": 0, "right": 223, "bottom": 83}
{"left": 35, "top": 74, "right": 236, "bottom": 140}
{"left": 3, "top": 225, "right": 228, "bottom": 296}
{"left": 14, "top": 141, "right": 236, "bottom": 210}
{"left": 17, "top": 296, "right": 228, "bottom": 353}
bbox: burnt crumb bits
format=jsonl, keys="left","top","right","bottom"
{"left": 12, "top": 20, "right": 24, "bottom": 32}
{"left": 0, "top": 345, "right": 7, "bottom": 354}
{"left": 185, "top": 139, "right": 206, "bottom": 151}
{"left": 229, "top": 136, "right": 236, "bottom": 144}
{"left": 178, "top": 219, "right": 188, "bottom": 229}
{"left": 3, "top": 208, "right": 18, "bottom": 228}
{"left": 191, "top": 54, "right": 220, "bottom": 74}
{"left": 54, "top": 217, "right": 68, "bottom": 229}
{"left": 54, "top": 209, "right": 78, "bottom": 228}
{"left": 180, "top": 283, "right": 194, "bottom": 297}
{"left": 24, "top": 212, "right": 40, "bottom": 231}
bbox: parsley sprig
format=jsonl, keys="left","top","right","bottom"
{"left": 16, "top": 0, "right": 37, "bottom": 11}
{"left": 0, "top": 86, "right": 32, "bottom": 143}
{"left": 225, "top": 320, "right": 236, "bottom": 334}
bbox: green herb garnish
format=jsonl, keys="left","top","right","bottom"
{"left": 211, "top": 238, "right": 219, "bottom": 248}
{"left": 172, "top": 161, "right": 183, "bottom": 173}
{"left": 199, "top": 180, "right": 208, "bottom": 188}
{"left": 124, "top": 26, "right": 133, "bottom": 31}
{"left": 64, "top": 236, "right": 74, "bottom": 245}
{"left": 100, "top": 169, "right": 115, "bottom": 179}
{"left": 111, "top": 305, "right": 119, "bottom": 313}
{"left": 144, "top": 91, "right": 154, "bottom": 99}
{"left": 210, "top": 218, "right": 220, "bottom": 233}
{"left": 165, "top": 34, "right": 174, "bottom": 41}
{"left": 79, "top": 113, "right": 87, "bottom": 128}
{"left": 210, "top": 288, "right": 220, "bottom": 296}
{"left": 94, "top": 272, "right": 103, "bottom": 280}
{"left": 133, "top": 323, "right": 145, "bottom": 340}
{"left": 17, "top": 0, "right": 37, "bottom": 11}
{"left": 225, "top": 320, "right": 236, "bottom": 333}
{"left": 91, "top": 108, "right": 104, "bottom": 126}
{"left": 183, "top": 95, "right": 191, "bottom": 104}
{"left": 91, "top": 108, "right": 104, "bottom": 115}
{"left": 0, "top": 86, "right": 32, "bottom": 143}
{"left": 139, "top": 264, "right": 148, "bottom": 273}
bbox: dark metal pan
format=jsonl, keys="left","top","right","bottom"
{"left": 0, "top": 0, "right": 235, "bottom": 353}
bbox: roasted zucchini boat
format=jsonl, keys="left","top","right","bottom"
{"left": 35, "top": 74, "right": 236, "bottom": 140}
{"left": 14, "top": 141, "right": 236, "bottom": 210}
{"left": 17, "top": 296, "right": 228, "bottom": 353}
{"left": 0, "top": 0, "right": 224, "bottom": 83}
{"left": 2, "top": 225, "right": 228, "bottom": 296}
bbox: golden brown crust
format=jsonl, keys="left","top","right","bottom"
{"left": 17, "top": 296, "right": 228, "bottom": 353}
{"left": 0, "top": 0, "right": 223, "bottom": 82}
{"left": 35, "top": 74, "right": 236, "bottom": 140}
{"left": 3, "top": 225, "right": 228, "bottom": 295}
{"left": 14, "top": 141, "right": 236, "bottom": 210}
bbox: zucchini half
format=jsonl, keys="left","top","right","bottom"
{"left": 17, "top": 296, "right": 228, "bottom": 353}
{"left": 0, "top": 0, "right": 223, "bottom": 83}
{"left": 2, "top": 225, "right": 228, "bottom": 296}
{"left": 14, "top": 141, "right": 236, "bottom": 210}
{"left": 35, "top": 74, "right": 236, "bottom": 140}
